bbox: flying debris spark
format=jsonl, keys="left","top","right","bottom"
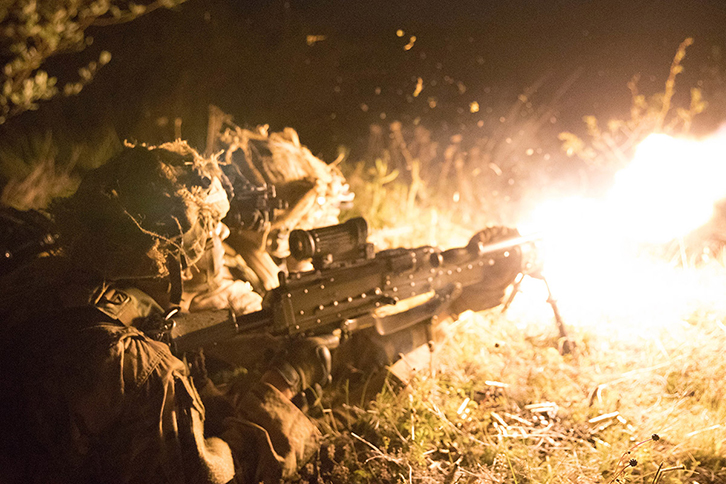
{"left": 413, "top": 77, "right": 423, "bottom": 97}
{"left": 306, "top": 35, "right": 327, "bottom": 46}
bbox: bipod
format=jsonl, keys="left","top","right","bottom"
{"left": 501, "top": 272, "right": 574, "bottom": 355}
{"left": 501, "top": 272, "right": 525, "bottom": 314}
{"left": 540, "top": 275, "right": 573, "bottom": 355}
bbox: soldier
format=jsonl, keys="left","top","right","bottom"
{"left": 0, "top": 141, "right": 329, "bottom": 483}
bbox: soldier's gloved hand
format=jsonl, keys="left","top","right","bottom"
{"left": 185, "top": 349, "right": 238, "bottom": 436}
{"left": 186, "top": 349, "right": 209, "bottom": 390}
{"left": 268, "top": 337, "right": 332, "bottom": 396}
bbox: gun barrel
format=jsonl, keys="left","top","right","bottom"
{"left": 471, "top": 232, "right": 543, "bottom": 256}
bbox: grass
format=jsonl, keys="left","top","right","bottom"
{"left": 300, "top": 291, "right": 726, "bottom": 484}
{"left": 305, "top": 40, "right": 726, "bottom": 482}
{"left": 0, "top": 124, "right": 120, "bottom": 209}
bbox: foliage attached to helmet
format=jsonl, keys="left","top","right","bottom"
{"left": 51, "top": 141, "right": 230, "bottom": 281}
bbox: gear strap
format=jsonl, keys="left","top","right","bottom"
{"left": 166, "top": 253, "right": 184, "bottom": 307}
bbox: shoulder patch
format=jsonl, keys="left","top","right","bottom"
{"left": 94, "top": 286, "right": 164, "bottom": 326}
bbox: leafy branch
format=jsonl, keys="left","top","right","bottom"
{"left": 0, "top": 0, "right": 186, "bottom": 124}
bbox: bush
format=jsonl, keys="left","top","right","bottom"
{"left": 0, "top": 0, "right": 186, "bottom": 124}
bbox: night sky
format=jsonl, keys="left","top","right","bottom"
{"left": 4, "top": 0, "right": 726, "bottom": 159}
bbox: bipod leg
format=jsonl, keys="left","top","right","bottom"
{"left": 501, "top": 272, "right": 525, "bottom": 314}
{"left": 541, "top": 276, "right": 573, "bottom": 355}
{"left": 426, "top": 319, "right": 435, "bottom": 378}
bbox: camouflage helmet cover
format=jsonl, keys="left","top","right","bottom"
{"left": 52, "top": 141, "right": 230, "bottom": 280}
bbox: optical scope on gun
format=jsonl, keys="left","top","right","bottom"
{"left": 289, "top": 217, "right": 375, "bottom": 270}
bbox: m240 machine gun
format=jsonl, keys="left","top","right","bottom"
{"left": 159, "top": 217, "right": 551, "bottom": 358}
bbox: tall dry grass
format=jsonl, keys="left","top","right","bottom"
{"left": 303, "top": 296, "right": 726, "bottom": 484}
{"left": 0, "top": 126, "right": 121, "bottom": 210}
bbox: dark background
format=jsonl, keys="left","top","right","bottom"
{"left": 3, "top": 0, "right": 726, "bottom": 160}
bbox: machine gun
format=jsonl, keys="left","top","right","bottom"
{"left": 224, "top": 179, "right": 288, "bottom": 232}
{"left": 158, "top": 217, "right": 546, "bottom": 356}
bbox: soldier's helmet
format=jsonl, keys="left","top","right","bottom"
{"left": 52, "top": 141, "right": 230, "bottom": 281}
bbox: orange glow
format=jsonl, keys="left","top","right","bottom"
{"left": 610, "top": 133, "right": 726, "bottom": 243}
{"left": 512, "top": 131, "right": 726, "bottom": 337}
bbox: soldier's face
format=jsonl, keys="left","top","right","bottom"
{"left": 181, "top": 221, "right": 230, "bottom": 291}
{"left": 178, "top": 175, "right": 231, "bottom": 268}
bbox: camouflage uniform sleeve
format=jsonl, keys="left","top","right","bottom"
{"left": 85, "top": 325, "right": 319, "bottom": 484}
{"left": 187, "top": 278, "right": 263, "bottom": 316}
{"left": 220, "top": 382, "right": 322, "bottom": 483}
{"left": 85, "top": 325, "right": 236, "bottom": 484}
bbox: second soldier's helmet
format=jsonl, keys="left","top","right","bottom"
{"left": 52, "top": 141, "right": 230, "bottom": 282}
